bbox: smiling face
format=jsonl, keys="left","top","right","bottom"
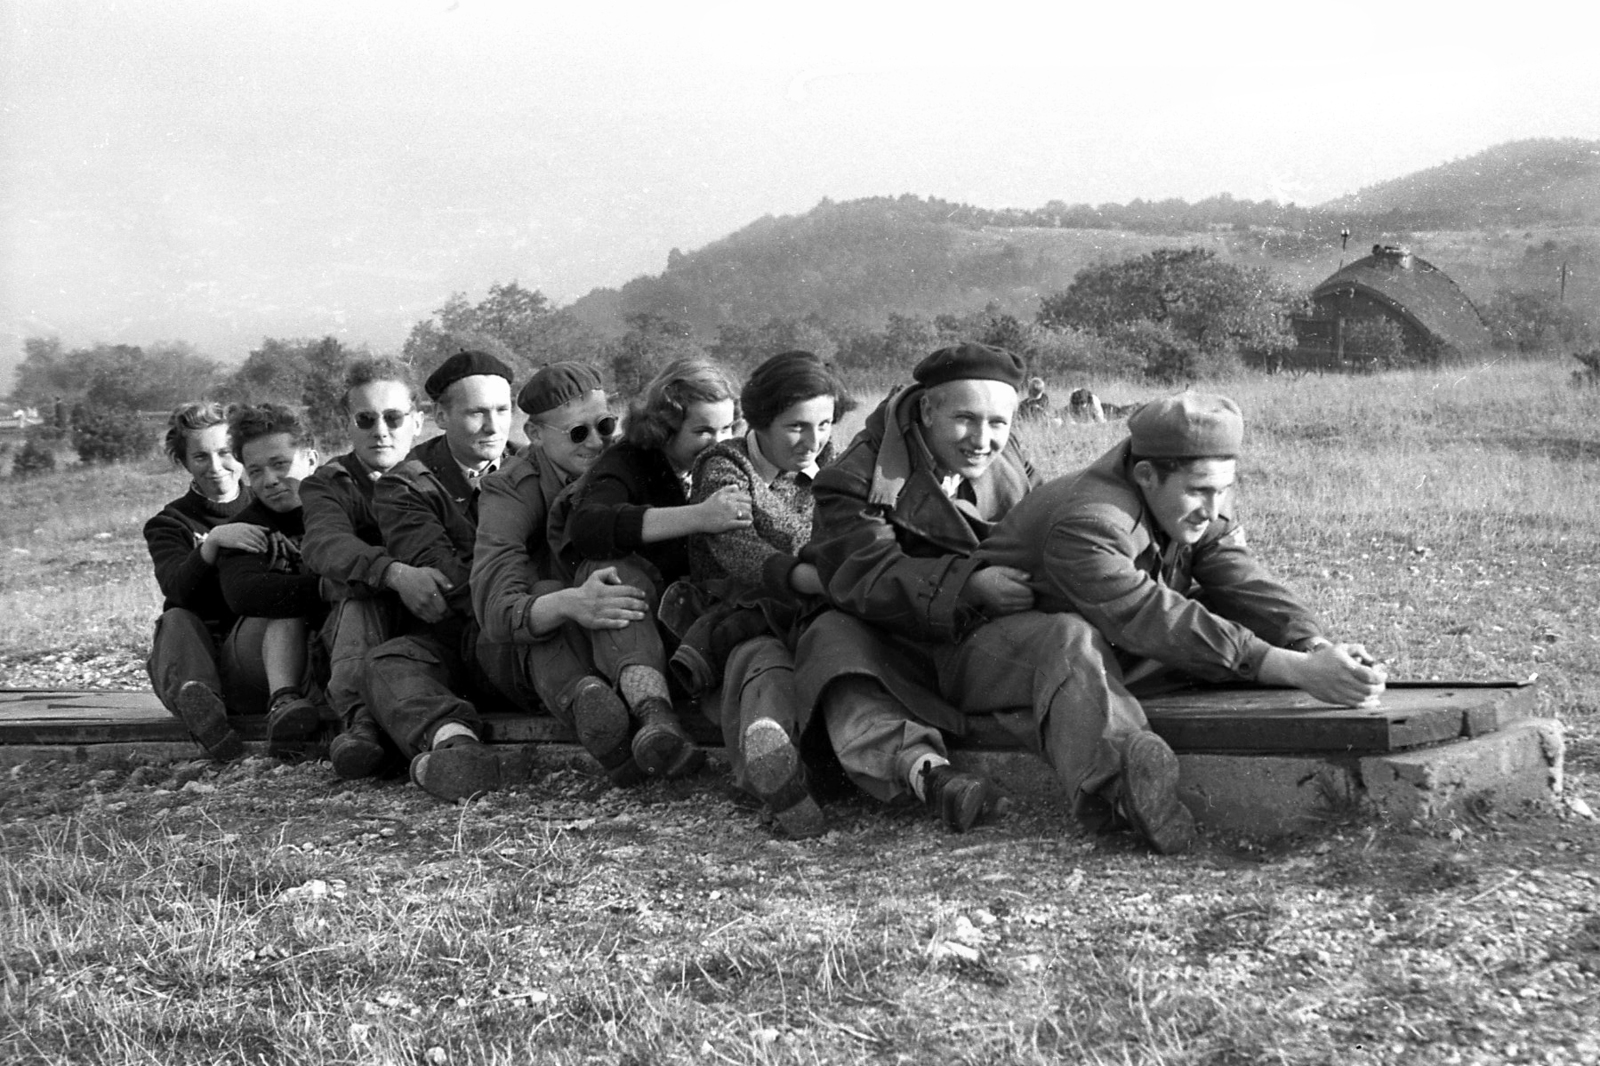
{"left": 663, "top": 398, "right": 737, "bottom": 473}
{"left": 347, "top": 379, "right": 421, "bottom": 474}
{"left": 436, "top": 374, "right": 513, "bottom": 468}
{"left": 240, "top": 432, "right": 318, "bottom": 513}
{"left": 753, "top": 393, "right": 835, "bottom": 474}
{"left": 182, "top": 423, "right": 244, "bottom": 502}
{"left": 1132, "top": 458, "right": 1237, "bottom": 545}
{"left": 918, "top": 379, "right": 1018, "bottom": 482}
{"left": 528, "top": 389, "right": 613, "bottom": 481}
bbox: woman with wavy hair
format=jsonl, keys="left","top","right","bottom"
{"left": 143, "top": 400, "right": 273, "bottom": 760}
{"left": 553, "top": 357, "right": 752, "bottom": 780}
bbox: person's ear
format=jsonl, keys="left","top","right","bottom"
{"left": 1131, "top": 459, "right": 1156, "bottom": 495}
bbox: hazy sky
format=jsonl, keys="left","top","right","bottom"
{"left": 3, "top": 0, "right": 1597, "bottom": 385}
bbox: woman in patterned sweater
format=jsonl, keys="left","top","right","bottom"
{"left": 687, "top": 351, "right": 855, "bottom": 837}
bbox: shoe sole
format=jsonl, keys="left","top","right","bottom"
{"left": 742, "top": 718, "right": 798, "bottom": 796}
{"left": 1121, "top": 732, "right": 1196, "bottom": 855}
{"left": 410, "top": 745, "right": 530, "bottom": 802}
{"left": 266, "top": 699, "right": 322, "bottom": 756}
{"left": 174, "top": 682, "right": 243, "bottom": 761}
{"left": 631, "top": 719, "right": 704, "bottom": 778}
{"left": 329, "top": 732, "right": 386, "bottom": 779}
{"left": 571, "top": 680, "right": 633, "bottom": 771}
{"left": 943, "top": 777, "right": 994, "bottom": 833}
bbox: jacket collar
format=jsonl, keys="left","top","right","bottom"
{"left": 867, "top": 384, "right": 924, "bottom": 508}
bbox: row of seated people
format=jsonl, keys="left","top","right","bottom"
{"left": 145, "top": 344, "right": 1387, "bottom": 853}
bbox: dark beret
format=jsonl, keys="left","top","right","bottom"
{"left": 912, "top": 342, "right": 1025, "bottom": 391}
{"left": 518, "top": 361, "right": 604, "bottom": 416}
{"left": 1128, "top": 392, "right": 1244, "bottom": 458}
{"left": 423, "top": 349, "right": 514, "bottom": 402}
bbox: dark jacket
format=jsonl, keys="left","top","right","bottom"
{"left": 374, "top": 435, "right": 516, "bottom": 622}
{"left": 471, "top": 447, "right": 576, "bottom": 644}
{"left": 142, "top": 486, "right": 256, "bottom": 630}
{"left": 976, "top": 440, "right": 1324, "bottom": 682}
{"left": 216, "top": 498, "right": 325, "bottom": 620}
{"left": 552, "top": 440, "right": 690, "bottom": 584}
{"left": 300, "top": 452, "right": 394, "bottom": 599}
{"left": 793, "top": 385, "right": 1038, "bottom": 733}
{"left": 802, "top": 384, "right": 1039, "bottom": 643}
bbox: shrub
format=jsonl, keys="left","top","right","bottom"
{"left": 71, "top": 404, "right": 153, "bottom": 464}
{"left": 12, "top": 429, "right": 57, "bottom": 479}
{"left": 1483, "top": 289, "right": 1595, "bottom": 352}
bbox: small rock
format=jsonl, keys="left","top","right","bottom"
{"left": 424, "top": 1047, "right": 447, "bottom": 1066}
{"left": 1568, "top": 797, "right": 1595, "bottom": 820}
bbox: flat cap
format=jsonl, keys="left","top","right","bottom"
{"left": 518, "top": 361, "right": 604, "bottom": 415}
{"left": 1128, "top": 392, "right": 1244, "bottom": 458}
{"left": 423, "top": 349, "right": 514, "bottom": 402}
{"left": 912, "top": 342, "right": 1025, "bottom": 391}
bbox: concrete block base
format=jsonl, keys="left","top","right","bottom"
{"left": 954, "top": 717, "right": 1566, "bottom": 836}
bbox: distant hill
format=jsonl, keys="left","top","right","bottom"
{"left": 566, "top": 139, "right": 1600, "bottom": 338}
{"left": 1320, "top": 138, "right": 1600, "bottom": 227}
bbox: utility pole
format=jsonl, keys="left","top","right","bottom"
{"left": 1339, "top": 226, "right": 1351, "bottom": 271}
{"left": 1560, "top": 261, "right": 1569, "bottom": 303}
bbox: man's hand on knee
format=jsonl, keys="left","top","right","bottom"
{"left": 558, "top": 566, "right": 649, "bottom": 631}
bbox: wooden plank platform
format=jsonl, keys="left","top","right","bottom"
{"left": 0, "top": 682, "right": 1536, "bottom": 754}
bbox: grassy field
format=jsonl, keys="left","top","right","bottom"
{"left": 2, "top": 355, "right": 1599, "bottom": 1064}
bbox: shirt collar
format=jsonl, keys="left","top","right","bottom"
{"left": 458, "top": 456, "right": 499, "bottom": 484}
{"left": 939, "top": 472, "right": 964, "bottom": 498}
{"left": 747, "top": 430, "right": 819, "bottom": 485}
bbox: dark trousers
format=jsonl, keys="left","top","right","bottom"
{"left": 362, "top": 619, "right": 521, "bottom": 759}
{"left": 323, "top": 596, "right": 401, "bottom": 730}
{"left": 147, "top": 608, "right": 272, "bottom": 718}
{"left": 719, "top": 635, "right": 809, "bottom": 801}
{"left": 573, "top": 557, "right": 669, "bottom": 682}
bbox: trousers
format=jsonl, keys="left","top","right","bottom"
{"left": 147, "top": 608, "right": 273, "bottom": 717}
{"left": 719, "top": 634, "right": 810, "bottom": 801}
{"left": 822, "top": 611, "right": 1150, "bottom": 812}
{"left": 573, "top": 557, "right": 669, "bottom": 682}
{"left": 362, "top": 619, "right": 522, "bottom": 758}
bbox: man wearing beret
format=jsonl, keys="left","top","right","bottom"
{"left": 361, "top": 349, "right": 528, "bottom": 801}
{"left": 976, "top": 391, "right": 1386, "bottom": 852}
{"left": 794, "top": 341, "right": 1043, "bottom": 832}
{"left": 299, "top": 357, "right": 434, "bottom": 779}
{"left": 471, "top": 363, "right": 649, "bottom": 784}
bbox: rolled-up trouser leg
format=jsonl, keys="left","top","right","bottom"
{"left": 323, "top": 597, "right": 394, "bottom": 729}
{"left": 722, "top": 635, "right": 803, "bottom": 798}
{"left": 363, "top": 633, "right": 482, "bottom": 759}
{"left": 938, "top": 611, "right": 1148, "bottom": 814}
{"left": 575, "top": 558, "right": 666, "bottom": 681}
{"left": 147, "top": 608, "right": 224, "bottom": 714}
{"left": 821, "top": 674, "right": 946, "bottom": 803}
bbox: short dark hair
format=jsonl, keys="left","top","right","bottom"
{"left": 341, "top": 357, "right": 416, "bottom": 412}
{"left": 229, "top": 403, "right": 315, "bottom": 457}
{"left": 740, "top": 351, "right": 856, "bottom": 431}
{"left": 624, "top": 358, "right": 741, "bottom": 451}
{"left": 163, "top": 401, "right": 234, "bottom": 466}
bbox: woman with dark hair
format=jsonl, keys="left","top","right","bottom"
{"left": 684, "top": 350, "right": 855, "bottom": 837}
{"left": 143, "top": 401, "right": 272, "bottom": 759}
{"left": 553, "top": 357, "right": 753, "bottom": 779}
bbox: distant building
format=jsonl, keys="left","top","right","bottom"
{"left": 1290, "top": 245, "right": 1492, "bottom": 369}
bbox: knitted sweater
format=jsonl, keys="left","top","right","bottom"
{"left": 688, "top": 437, "right": 831, "bottom": 601}
{"left": 142, "top": 485, "right": 256, "bottom": 629}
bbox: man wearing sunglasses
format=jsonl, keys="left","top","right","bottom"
{"left": 472, "top": 361, "right": 648, "bottom": 783}
{"left": 300, "top": 357, "right": 435, "bottom": 779}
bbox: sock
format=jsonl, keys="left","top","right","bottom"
{"left": 618, "top": 665, "right": 671, "bottom": 711}
{"left": 268, "top": 685, "right": 300, "bottom": 709}
{"left": 431, "top": 722, "right": 478, "bottom": 749}
{"left": 907, "top": 753, "right": 949, "bottom": 801}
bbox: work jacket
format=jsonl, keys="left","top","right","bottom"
{"left": 471, "top": 446, "right": 575, "bottom": 645}
{"left": 976, "top": 439, "right": 1324, "bottom": 681}
{"left": 300, "top": 452, "right": 394, "bottom": 600}
{"left": 794, "top": 385, "right": 1038, "bottom": 731}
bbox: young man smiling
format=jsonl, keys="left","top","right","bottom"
{"left": 471, "top": 362, "right": 646, "bottom": 784}
{"left": 300, "top": 357, "right": 437, "bottom": 779}
{"left": 976, "top": 392, "right": 1387, "bottom": 853}
{"left": 216, "top": 403, "right": 329, "bottom": 754}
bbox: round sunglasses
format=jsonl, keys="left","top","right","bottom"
{"left": 353, "top": 409, "right": 414, "bottom": 432}
{"left": 541, "top": 415, "right": 618, "bottom": 444}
